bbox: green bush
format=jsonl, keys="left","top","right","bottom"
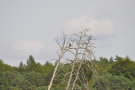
{"left": 92, "top": 73, "right": 134, "bottom": 90}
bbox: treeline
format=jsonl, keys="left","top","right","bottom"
{"left": 0, "top": 55, "right": 135, "bottom": 90}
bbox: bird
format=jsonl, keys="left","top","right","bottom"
{"left": 69, "top": 43, "right": 71, "bottom": 47}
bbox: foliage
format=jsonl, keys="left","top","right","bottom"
{"left": 92, "top": 73, "right": 134, "bottom": 90}
{"left": 96, "top": 57, "right": 113, "bottom": 74}
{"left": 108, "top": 56, "right": 135, "bottom": 80}
{"left": 0, "top": 55, "right": 135, "bottom": 90}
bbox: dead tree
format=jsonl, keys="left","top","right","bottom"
{"left": 65, "top": 29, "right": 98, "bottom": 90}
{"left": 48, "top": 29, "right": 100, "bottom": 90}
{"left": 48, "top": 34, "right": 71, "bottom": 90}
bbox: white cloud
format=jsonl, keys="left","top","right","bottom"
{"left": 13, "top": 41, "right": 44, "bottom": 56}
{"left": 65, "top": 16, "right": 114, "bottom": 36}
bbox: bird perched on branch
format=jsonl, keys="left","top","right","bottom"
{"left": 69, "top": 43, "right": 71, "bottom": 47}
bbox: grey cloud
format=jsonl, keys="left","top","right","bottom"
{"left": 0, "top": 0, "right": 135, "bottom": 65}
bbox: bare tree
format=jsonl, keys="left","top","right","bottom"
{"left": 65, "top": 29, "right": 98, "bottom": 90}
{"left": 48, "top": 29, "right": 100, "bottom": 90}
{"left": 48, "top": 34, "right": 71, "bottom": 90}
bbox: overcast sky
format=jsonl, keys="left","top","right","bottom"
{"left": 0, "top": 0, "right": 135, "bottom": 66}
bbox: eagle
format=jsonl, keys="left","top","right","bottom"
{"left": 69, "top": 43, "right": 71, "bottom": 47}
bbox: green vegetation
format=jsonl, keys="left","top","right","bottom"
{"left": 0, "top": 55, "right": 135, "bottom": 90}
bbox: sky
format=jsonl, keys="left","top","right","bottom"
{"left": 0, "top": 0, "right": 135, "bottom": 66}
